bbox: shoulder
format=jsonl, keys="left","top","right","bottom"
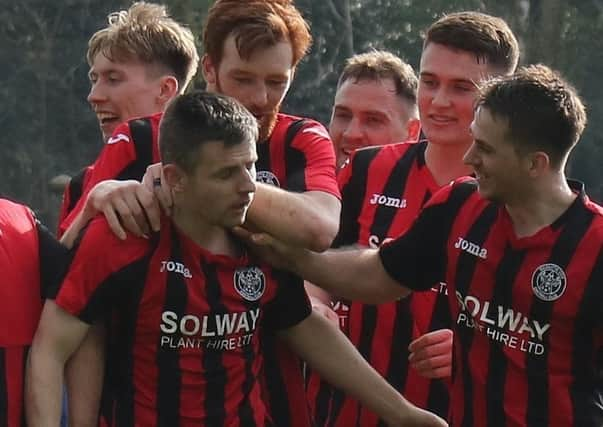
{"left": 425, "top": 177, "right": 481, "bottom": 209}
{"left": 0, "top": 198, "right": 37, "bottom": 232}
{"left": 275, "top": 113, "right": 331, "bottom": 143}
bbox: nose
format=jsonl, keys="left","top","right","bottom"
{"left": 342, "top": 117, "right": 363, "bottom": 144}
{"left": 240, "top": 168, "right": 257, "bottom": 194}
{"left": 87, "top": 81, "right": 106, "bottom": 106}
{"left": 463, "top": 142, "right": 477, "bottom": 166}
{"left": 431, "top": 86, "right": 451, "bottom": 108}
{"left": 249, "top": 83, "right": 268, "bottom": 109}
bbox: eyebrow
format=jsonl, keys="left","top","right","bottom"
{"left": 420, "top": 72, "right": 476, "bottom": 85}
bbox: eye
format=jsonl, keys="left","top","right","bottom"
{"left": 420, "top": 77, "right": 436, "bottom": 88}
{"left": 267, "top": 79, "right": 287, "bottom": 88}
{"left": 454, "top": 83, "right": 474, "bottom": 92}
{"left": 333, "top": 111, "right": 352, "bottom": 120}
{"left": 234, "top": 77, "right": 252, "bottom": 85}
{"left": 217, "top": 168, "right": 234, "bottom": 179}
{"left": 366, "top": 116, "right": 385, "bottom": 125}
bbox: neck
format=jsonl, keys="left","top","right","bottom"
{"left": 424, "top": 141, "right": 473, "bottom": 186}
{"left": 171, "top": 206, "right": 240, "bottom": 257}
{"left": 505, "top": 175, "right": 576, "bottom": 238}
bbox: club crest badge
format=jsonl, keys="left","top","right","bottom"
{"left": 234, "top": 267, "right": 266, "bottom": 301}
{"left": 531, "top": 263, "right": 567, "bottom": 301}
{"left": 256, "top": 170, "right": 280, "bottom": 187}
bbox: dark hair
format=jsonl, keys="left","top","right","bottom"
{"left": 477, "top": 64, "right": 587, "bottom": 167}
{"left": 425, "top": 11, "right": 519, "bottom": 74}
{"left": 203, "top": 0, "right": 311, "bottom": 67}
{"left": 160, "top": 91, "right": 259, "bottom": 173}
{"left": 87, "top": 2, "right": 199, "bottom": 90}
{"left": 337, "top": 50, "right": 418, "bottom": 109}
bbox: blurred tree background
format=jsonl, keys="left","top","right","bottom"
{"left": 1, "top": 0, "right": 601, "bottom": 228}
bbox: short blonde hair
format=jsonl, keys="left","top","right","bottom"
{"left": 87, "top": 2, "right": 199, "bottom": 90}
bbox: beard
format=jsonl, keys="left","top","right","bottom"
{"left": 214, "top": 77, "right": 280, "bottom": 142}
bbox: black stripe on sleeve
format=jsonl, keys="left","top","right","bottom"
{"left": 156, "top": 228, "right": 187, "bottom": 426}
{"left": 115, "top": 118, "right": 154, "bottom": 181}
{"left": 379, "top": 182, "right": 478, "bottom": 291}
{"left": 526, "top": 206, "right": 594, "bottom": 427}
{"left": 66, "top": 167, "right": 89, "bottom": 214}
{"left": 333, "top": 148, "right": 380, "bottom": 248}
{"left": 283, "top": 119, "right": 309, "bottom": 192}
{"left": 37, "top": 222, "right": 69, "bottom": 300}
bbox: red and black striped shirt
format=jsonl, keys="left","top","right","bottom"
{"left": 0, "top": 199, "right": 67, "bottom": 426}
{"left": 58, "top": 113, "right": 159, "bottom": 236}
{"left": 55, "top": 216, "right": 311, "bottom": 426}
{"left": 380, "top": 178, "right": 603, "bottom": 427}
{"left": 307, "top": 141, "right": 450, "bottom": 426}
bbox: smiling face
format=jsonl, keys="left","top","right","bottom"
{"left": 87, "top": 53, "right": 167, "bottom": 142}
{"left": 418, "top": 43, "right": 496, "bottom": 150}
{"left": 464, "top": 106, "right": 528, "bottom": 203}
{"left": 329, "top": 77, "right": 415, "bottom": 167}
{"left": 203, "top": 35, "right": 294, "bottom": 142}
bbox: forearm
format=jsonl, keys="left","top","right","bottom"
{"left": 282, "top": 313, "right": 413, "bottom": 426}
{"left": 26, "top": 343, "right": 67, "bottom": 426}
{"left": 65, "top": 323, "right": 106, "bottom": 426}
{"left": 290, "top": 248, "right": 407, "bottom": 304}
{"left": 247, "top": 184, "right": 340, "bottom": 251}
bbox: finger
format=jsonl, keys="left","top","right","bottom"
{"left": 325, "top": 309, "right": 340, "bottom": 327}
{"left": 231, "top": 226, "right": 253, "bottom": 240}
{"left": 121, "top": 190, "right": 151, "bottom": 237}
{"left": 136, "top": 185, "right": 161, "bottom": 232}
{"left": 103, "top": 207, "right": 126, "bottom": 240}
{"left": 122, "top": 190, "right": 151, "bottom": 237}
{"left": 408, "top": 339, "right": 453, "bottom": 363}
{"left": 408, "top": 329, "right": 453, "bottom": 352}
{"left": 411, "top": 352, "right": 451, "bottom": 371}
{"left": 142, "top": 163, "right": 162, "bottom": 191}
{"left": 112, "top": 197, "right": 144, "bottom": 237}
{"left": 412, "top": 363, "right": 452, "bottom": 379}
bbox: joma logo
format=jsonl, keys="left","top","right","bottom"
{"left": 369, "top": 193, "right": 407, "bottom": 209}
{"left": 454, "top": 237, "right": 487, "bottom": 259}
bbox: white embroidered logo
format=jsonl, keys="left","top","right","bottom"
{"left": 234, "top": 267, "right": 266, "bottom": 301}
{"left": 454, "top": 236, "right": 488, "bottom": 259}
{"left": 531, "top": 263, "right": 566, "bottom": 301}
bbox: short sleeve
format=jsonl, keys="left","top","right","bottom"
{"left": 262, "top": 270, "right": 311, "bottom": 330}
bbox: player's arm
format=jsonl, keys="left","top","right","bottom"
{"left": 247, "top": 184, "right": 340, "bottom": 252}
{"left": 279, "top": 311, "right": 447, "bottom": 427}
{"left": 65, "top": 322, "right": 106, "bottom": 426}
{"left": 239, "top": 230, "right": 409, "bottom": 303}
{"left": 58, "top": 121, "right": 142, "bottom": 237}
{"left": 238, "top": 191, "right": 448, "bottom": 303}
{"left": 26, "top": 301, "right": 91, "bottom": 426}
{"left": 60, "top": 179, "right": 160, "bottom": 247}
{"left": 248, "top": 121, "right": 341, "bottom": 252}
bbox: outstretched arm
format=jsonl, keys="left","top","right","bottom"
{"left": 237, "top": 229, "right": 409, "bottom": 304}
{"left": 280, "top": 312, "right": 447, "bottom": 427}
